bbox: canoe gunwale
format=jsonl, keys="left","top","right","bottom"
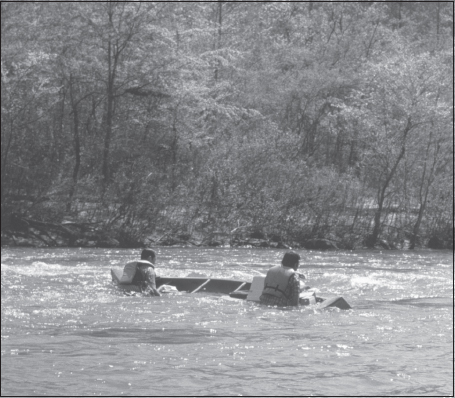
{"left": 111, "top": 268, "right": 251, "bottom": 294}
{"left": 110, "top": 269, "right": 351, "bottom": 309}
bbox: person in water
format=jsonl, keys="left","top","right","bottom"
{"left": 259, "top": 251, "right": 301, "bottom": 307}
{"left": 131, "top": 248, "right": 161, "bottom": 296}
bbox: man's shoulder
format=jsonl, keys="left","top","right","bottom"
{"left": 136, "top": 260, "right": 154, "bottom": 267}
{"left": 144, "top": 266, "right": 156, "bottom": 275}
{"left": 267, "top": 264, "right": 282, "bottom": 273}
{"left": 290, "top": 272, "right": 299, "bottom": 280}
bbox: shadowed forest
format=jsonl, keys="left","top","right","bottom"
{"left": 1, "top": 2, "right": 453, "bottom": 250}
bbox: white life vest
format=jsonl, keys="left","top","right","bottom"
{"left": 119, "top": 260, "right": 154, "bottom": 284}
{"left": 262, "top": 265, "right": 295, "bottom": 299}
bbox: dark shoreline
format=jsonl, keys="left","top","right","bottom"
{"left": 2, "top": 213, "right": 452, "bottom": 251}
{"left": 2, "top": 230, "right": 451, "bottom": 251}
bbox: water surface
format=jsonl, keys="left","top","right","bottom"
{"left": 1, "top": 247, "right": 453, "bottom": 396}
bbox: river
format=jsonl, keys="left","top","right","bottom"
{"left": 1, "top": 247, "right": 453, "bottom": 396}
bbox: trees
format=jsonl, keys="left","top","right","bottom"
{"left": 340, "top": 48, "right": 452, "bottom": 247}
{"left": 1, "top": 2, "right": 452, "bottom": 248}
{"left": 1, "top": 3, "right": 63, "bottom": 212}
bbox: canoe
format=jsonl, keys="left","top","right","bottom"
{"left": 111, "top": 268, "right": 250, "bottom": 294}
{"left": 110, "top": 269, "right": 351, "bottom": 309}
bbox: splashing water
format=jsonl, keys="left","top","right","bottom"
{"left": 1, "top": 247, "right": 453, "bottom": 396}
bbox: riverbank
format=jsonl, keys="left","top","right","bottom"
{"left": 1, "top": 214, "right": 452, "bottom": 251}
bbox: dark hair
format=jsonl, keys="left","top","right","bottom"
{"left": 282, "top": 251, "right": 300, "bottom": 270}
{"left": 141, "top": 248, "right": 156, "bottom": 261}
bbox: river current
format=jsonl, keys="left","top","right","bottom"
{"left": 1, "top": 247, "right": 453, "bottom": 396}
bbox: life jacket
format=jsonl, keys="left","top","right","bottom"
{"left": 131, "top": 260, "right": 155, "bottom": 288}
{"left": 119, "top": 260, "right": 154, "bottom": 284}
{"left": 262, "top": 265, "right": 295, "bottom": 300}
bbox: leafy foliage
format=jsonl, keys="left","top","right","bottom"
{"left": 1, "top": 2, "right": 453, "bottom": 248}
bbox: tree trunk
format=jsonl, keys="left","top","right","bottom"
{"left": 410, "top": 128, "right": 441, "bottom": 249}
{"left": 368, "top": 145, "right": 406, "bottom": 248}
{"left": 171, "top": 124, "right": 178, "bottom": 192}
{"left": 102, "top": 41, "right": 114, "bottom": 188}
{"left": 67, "top": 78, "right": 81, "bottom": 212}
{"left": 102, "top": 4, "right": 119, "bottom": 190}
{"left": 214, "top": 0, "right": 222, "bottom": 82}
{"left": 367, "top": 119, "right": 412, "bottom": 248}
{"left": 435, "top": 1, "right": 441, "bottom": 45}
{"left": 409, "top": 203, "right": 425, "bottom": 249}
{"left": 1, "top": 119, "right": 14, "bottom": 206}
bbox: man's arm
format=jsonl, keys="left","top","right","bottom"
{"left": 144, "top": 268, "right": 161, "bottom": 296}
{"left": 288, "top": 274, "right": 300, "bottom": 306}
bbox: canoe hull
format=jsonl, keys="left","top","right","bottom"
{"left": 111, "top": 268, "right": 250, "bottom": 294}
{"left": 111, "top": 269, "right": 351, "bottom": 309}
{"left": 157, "top": 277, "right": 250, "bottom": 294}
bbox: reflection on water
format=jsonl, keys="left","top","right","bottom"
{"left": 1, "top": 247, "right": 453, "bottom": 396}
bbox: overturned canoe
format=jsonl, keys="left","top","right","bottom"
{"left": 111, "top": 268, "right": 250, "bottom": 294}
{"left": 110, "top": 269, "right": 351, "bottom": 309}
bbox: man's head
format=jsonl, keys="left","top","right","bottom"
{"left": 281, "top": 251, "right": 300, "bottom": 270}
{"left": 141, "top": 248, "right": 156, "bottom": 263}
